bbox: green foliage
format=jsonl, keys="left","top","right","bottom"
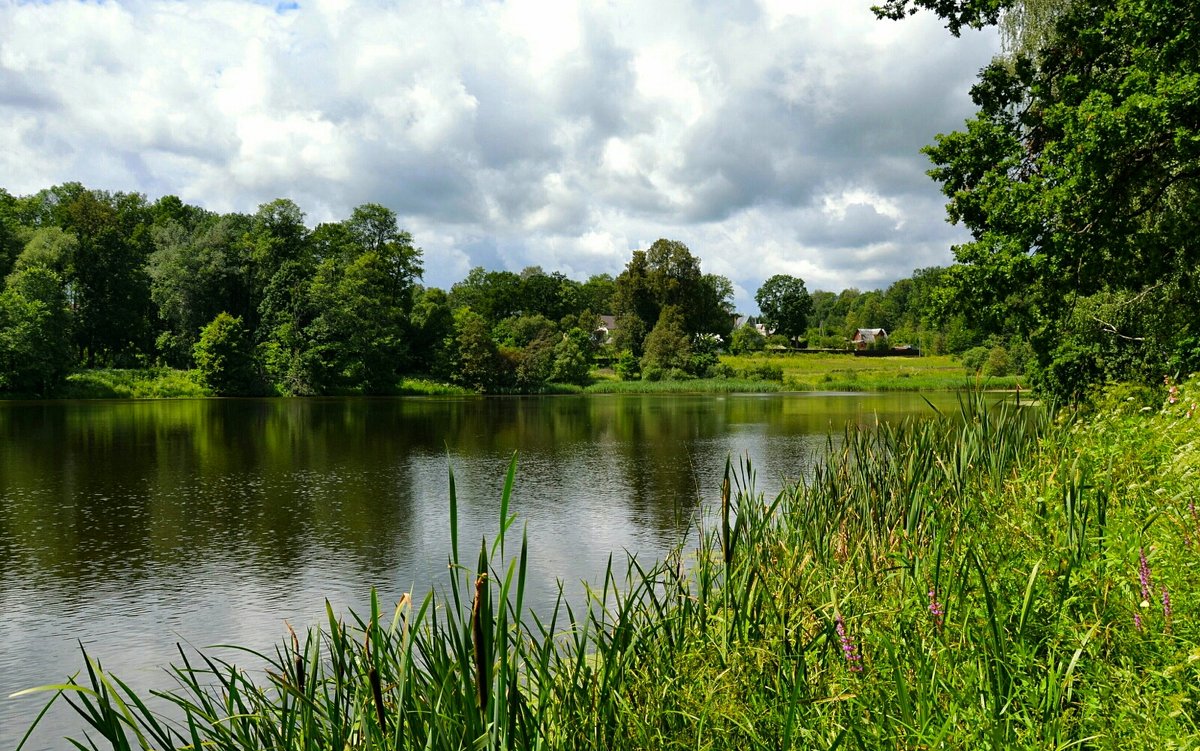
{"left": 613, "top": 239, "right": 734, "bottom": 355}
{"left": 550, "top": 329, "right": 592, "bottom": 386}
{"left": 450, "top": 307, "right": 502, "bottom": 392}
{"left": 194, "top": 313, "right": 261, "bottom": 396}
{"left": 729, "top": 324, "right": 765, "bottom": 356}
{"left": 922, "top": 0, "right": 1200, "bottom": 395}
{"left": 0, "top": 265, "right": 73, "bottom": 395}
{"left": 614, "top": 349, "right": 640, "bottom": 381}
{"left": 62, "top": 368, "right": 209, "bottom": 399}
{"left": 755, "top": 274, "right": 814, "bottom": 341}
{"left": 960, "top": 345, "right": 990, "bottom": 374}
{"left": 640, "top": 306, "right": 692, "bottom": 375}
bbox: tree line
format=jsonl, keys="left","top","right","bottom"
{"left": 0, "top": 183, "right": 1010, "bottom": 396}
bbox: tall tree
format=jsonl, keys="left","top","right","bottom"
{"left": 0, "top": 265, "right": 73, "bottom": 394}
{"left": 920, "top": 0, "right": 1200, "bottom": 394}
{"left": 755, "top": 274, "right": 814, "bottom": 342}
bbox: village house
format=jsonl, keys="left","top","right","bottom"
{"left": 851, "top": 328, "right": 888, "bottom": 350}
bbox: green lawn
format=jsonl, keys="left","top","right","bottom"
{"left": 721, "top": 351, "right": 1023, "bottom": 391}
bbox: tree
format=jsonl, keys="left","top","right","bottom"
{"left": 450, "top": 307, "right": 502, "bottom": 392}
{"left": 251, "top": 199, "right": 315, "bottom": 392}
{"left": 640, "top": 306, "right": 692, "bottom": 377}
{"left": 0, "top": 265, "right": 73, "bottom": 395}
{"left": 194, "top": 313, "right": 260, "bottom": 396}
{"left": 919, "top": 0, "right": 1200, "bottom": 390}
{"left": 756, "top": 275, "right": 814, "bottom": 342}
{"left": 410, "top": 287, "right": 455, "bottom": 375}
{"left": 613, "top": 239, "right": 731, "bottom": 353}
{"left": 148, "top": 214, "right": 252, "bottom": 367}
{"left": 551, "top": 328, "right": 593, "bottom": 385}
{"left": 730, "top": 324, "right": 766, "bottom": 355}
{"left": 43, "top": 186, "right": 156, "bottom": 367}
{"left": 871, "top": 0, "right": 1012, "bottom": 35}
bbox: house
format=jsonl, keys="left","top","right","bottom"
{"left": 733, "top": 315, "right": 772, "bottom": 337}
{"left": 595, "top": 315, "right": 618, "bottom": 343}
{"left": 851, "top": 328, "right": 888, "bottom": 350}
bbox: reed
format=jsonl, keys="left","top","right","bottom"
{"left": 14, "top": 383, "right": 1200, "bottom": 749}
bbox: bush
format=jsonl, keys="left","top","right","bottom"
{"left": 194, "top": 313, "right": 261, "bottom": 396}
{"left": 740, "top": 363, "right": 783, "bottom": 382}
{"left": 983, "top": 345, "right": 1012, "bottom": 377}
{"left": 615, "top": 350, "right": 640, "bottom": 381}
{"left": 729, "top": 324, "right": 766, "bottom": 355}
{"left": 960, "top": 345, "right": 990, "bottom": 374}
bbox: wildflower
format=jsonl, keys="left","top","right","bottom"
{"left": 835, "top": 613, "right": 863, "bottom": 672}
{"left": 1162, "top": 586, "right": 1173, "bottom": 632}
{"left": 1139, "top": 547, "right": 1153, "bottom": 602}
{"left": 1134, "top": 612, "right": 1143, "bottom": 632}
{"left": 928, "top": 588, "right": 944, "bottom": 631}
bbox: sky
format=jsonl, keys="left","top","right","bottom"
{"left": 0, "top": 0, "right": 1001, "bottom": 313}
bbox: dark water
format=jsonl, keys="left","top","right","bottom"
{"left": 0, "top": 392, "right": 963, "bottom": 749}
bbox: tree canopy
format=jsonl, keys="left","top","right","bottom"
{"left": 755, "top": 275, "right": 814, "bottom": 342}
{"left": 896, "top": 0, "right": 1200, "bottom": 395}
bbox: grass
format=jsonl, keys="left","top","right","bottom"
{"left": 14, "top": 380, "right": 1200, "bottom": 749}
{"left": 722, "top": 351, "right": 1024, "bottom": 392}
{"left": 393, "top": 378, "right": 475, "bottom": 396}
{"left": 60, "top": 368, "right": 210, "bottom": 399}
{"left": 584, "top": 377, "right": 782, "bottom": 394}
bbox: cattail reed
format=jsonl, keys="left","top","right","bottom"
{"left": 721, "top": 460, "right": 735, "bottom": 565}
{"left": 473, "top": 572, "right": 490, "bottom": 714}
{"left": 365, "top": 632, "right": 387, "bottom": 734}
{"left": 288, "top": 624, "right": 305, "bottom": 695}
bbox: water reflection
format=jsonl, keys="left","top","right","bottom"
{"left": 0, "top": 392, "right": 963, "bottom": 750}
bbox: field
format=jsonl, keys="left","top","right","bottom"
{"left": 722, "top": 351, "right": 1023, "bottom": 392}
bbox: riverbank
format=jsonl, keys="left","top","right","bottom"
{"left": 2, "top": 354, "right": 1019, "bottom": 400}
{"left": 16, "top": 380, "right": 1197, "bottom": 748}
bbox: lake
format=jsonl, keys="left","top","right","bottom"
{"left": 0, "top": 392, "right": 969, "bottom": 749}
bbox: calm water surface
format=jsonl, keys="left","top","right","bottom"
{"left": 0, "top": 392, "right": 963, "bottom": 749}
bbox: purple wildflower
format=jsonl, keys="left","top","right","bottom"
{"left": 1162, "top": 586, "right": 1173, "bottom": 632}
{"left": 928, "top": 589, "right": 944, "bottom": 631}
{"left": 1134, "top": 612, "right": 1143, "bottom": 632}
{"left": 835, "top": 614, "right": 863, "bottom": 672}
{"left": 1139, "top": 547, "right": 1153, "bottom": 602}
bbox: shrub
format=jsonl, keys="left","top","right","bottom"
{"left": 729, "top": 324, "right": 766, "bottom": 355}
{"left": 194, "top": 313, "right": 261, "bottom": 396}
{"left": 960, "top": 345, "right": 990, "bottom": 374}
{"left": 615, "top": 350, "right": 640, "bottom": 381}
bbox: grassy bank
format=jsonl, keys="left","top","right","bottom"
{"left": 60, "top": 368, "right": 210, "bottom": 399}
{"left": 16, "top": 382, "right": 1200, "bottom": 748}
{"left": 584, "top": 377, "right": 782, "bottom": 394}
{"left": 722, "top": 351, "right": 1024, "bottom": 392}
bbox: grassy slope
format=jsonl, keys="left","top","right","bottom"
{"left": 20, "top": 380, "right": 1200, "bottom": 749}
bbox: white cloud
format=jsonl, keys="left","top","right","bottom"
{"left": 0, "top": 0, "right": 999, "bottom": 312}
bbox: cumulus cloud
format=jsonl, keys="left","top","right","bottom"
{"left": 0, "top": 0, "right": 999, "bottom": 311}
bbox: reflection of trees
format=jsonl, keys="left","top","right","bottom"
{"left": 0, "top": 393, "right": 959, "bottom": 598}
